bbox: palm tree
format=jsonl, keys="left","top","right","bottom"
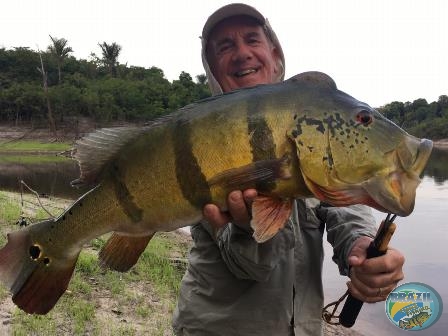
{"left": 98, "top": 42, "right": 122, "bottom": 77}
{"left": 47, "top": 35, "right": 73, "bottom": 84}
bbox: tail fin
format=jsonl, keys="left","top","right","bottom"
{"left": 0, "top": 225, "right": 79, "bottom": 314}
{"left": 99, "top": 232, "right": 154, "bottom": 272}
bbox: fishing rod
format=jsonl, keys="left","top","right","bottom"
{"left": 322, "top": 213, "right": 397, "bottom": 327}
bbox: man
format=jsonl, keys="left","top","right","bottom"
{"left": 173, "top": 4, "right": 404, "bottom": 335}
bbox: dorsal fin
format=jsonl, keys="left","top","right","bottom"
{"left": 289, "top": 71, "right": 337, "bottom": 90}
{"left": 71, "top": 127, "right": 145, "bottom": 186}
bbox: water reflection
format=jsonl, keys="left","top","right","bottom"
{"left": 0, "top": 155, "right": 84, "bottom": 199}
{"left": 423, "top": 146, "right": 448, "bottom": 183}
{"left": 323, "top": 177, "right": 448, "bottom": 335}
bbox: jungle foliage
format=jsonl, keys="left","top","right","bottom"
{"left": 1, "top": 40, "right": 447, "bottom": 140}
{"left": 0, "top": 43, "right": 210, "bottom": 129}
{"left": 377, "top": 97, "right": 448, "bottom": 140}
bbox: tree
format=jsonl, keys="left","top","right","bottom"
{"left": 380, "top": 101, "right": 405, "bottom": 125}
{"left": 196, "top": 74, "right": 207, "bottom": 85}
{"left": 37, "top": 50, "right": 57, "bottom": 137}
{"left": 438, "top": 95, "right": 448, "bottom": 109}
{"left": 0, "top": 47, "right": 41, "bottom": 83}
{"left": 194, "top": 74, "right": 210, "bottom": 100}
{"left": 98, "top": 42, "right": 122, "bottom": 77}
{"left": 47, "top": 35, "right": 73, "bottom": 84}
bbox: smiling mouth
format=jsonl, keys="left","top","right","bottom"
{"left": 234, "top": 68, "right": 258, "bottom": 77}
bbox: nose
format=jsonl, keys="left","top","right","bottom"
{"left": 231, "top": 42, "right": 253, "bottom": 63}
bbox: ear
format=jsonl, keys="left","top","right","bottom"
{"left": 271, "top": 46, "right": 284, "bottom": 80}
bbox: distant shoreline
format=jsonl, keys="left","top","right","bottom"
{"left": 434, "top": 139, "right": 448, "bottom": 149}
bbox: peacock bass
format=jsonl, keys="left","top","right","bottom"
{"left": 0, "top": 72, "right": 432, "bottom": 314}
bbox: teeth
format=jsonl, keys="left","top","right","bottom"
{"left": 235, "top": 69, "right": 256, "bottom": 77}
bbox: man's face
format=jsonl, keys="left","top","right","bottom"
{"left": 206, "top": 16, "right": 281, "bottom": 92}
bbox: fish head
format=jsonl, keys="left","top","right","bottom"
{"left": 288, "top": 72, "right": 433, "bottom": 216}
{"left": 416, "top": 312, "right": 430, "bottom": 324}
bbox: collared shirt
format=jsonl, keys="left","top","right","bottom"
{"left": 172, "top": 199, "right": 376, "bottom": 336}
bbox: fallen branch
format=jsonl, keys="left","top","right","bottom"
{"left": 20, "top": 180, "right": 56, "bottom": 218}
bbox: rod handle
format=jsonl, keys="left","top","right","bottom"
{"left": 339, "top": 221, "right": 396, "bottom": 328}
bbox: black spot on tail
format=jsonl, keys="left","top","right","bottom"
{"left": 29, "top": 245, "right": 41, "bottom": 260}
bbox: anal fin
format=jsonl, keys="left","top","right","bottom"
{"left": 251, "top": 196, "right": 293, "bottom": 243}
{"left": 99, "top": 232, "right": 154, "bottom": 272}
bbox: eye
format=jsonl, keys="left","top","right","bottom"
{"left": 247, "top": 38, "right": 260, "bottom": 45}
{"left": 356, "top": 110, "right": 373, "bottom": 126}
{"left": 216, "top": 42, "right": 233, "bottom": 55}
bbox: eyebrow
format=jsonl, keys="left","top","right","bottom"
{"left": 244, "top": 31, "right": 263, "bottom": 40}
{"left": 215, "top": 37, "right": 234, "bottom": 48}
{"left": 215, "top": 30, "right": 263, "bottom": 47}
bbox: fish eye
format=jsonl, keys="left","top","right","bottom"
{"left": 356, "top": 110, "right": 373, "bottom": 126}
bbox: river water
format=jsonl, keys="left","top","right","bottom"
{"left": 0, "top": 146, "right": 447, "bottom": 335}
{"left": 323, "top": 147, "right": 448, "bottom": 335}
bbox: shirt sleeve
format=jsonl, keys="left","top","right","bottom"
{"left": 200, "top": 219, "right": 295, "bottom": 282}
{"left": 317, "top": 204, "right": 377, "bottom": 276}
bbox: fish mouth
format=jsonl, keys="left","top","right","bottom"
{"left": 234, "top": 67, "right": 259, "bottom": 78}
{"left": 303, "top": 138, "right": 433, "bottom": 216}
{"left": 362, "top": 138, "right": 433, "bottom": 216}
{"left": 403, "top": 138, "right": 433, "bottom": 175}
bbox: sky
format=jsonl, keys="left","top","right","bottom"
{"left": 1, "top": 0, "right": 447, "bottom": 107}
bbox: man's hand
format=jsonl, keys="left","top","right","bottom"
{"left": 203, "top": 189, "right": 258, "bottom": 230}
{"left": 347, "top": 236, "right": 405, "bottom": 303}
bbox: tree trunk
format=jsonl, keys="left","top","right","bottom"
{"left": 38, "top": 52, "right": 57, "bottom": 138}
{"left": 15, "top": 106, "right": 19, "bottom": 127}
{"left": 57, "top": 62, "right": 62, "bottom": 84}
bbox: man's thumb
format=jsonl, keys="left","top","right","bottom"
{"left": 348, "top": 236, "right": 372, "bottom": 266}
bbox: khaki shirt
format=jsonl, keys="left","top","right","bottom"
{"left": 172, "top": 199, "right": 376, "bottom": 335}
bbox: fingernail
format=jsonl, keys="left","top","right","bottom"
{"left": 203, "top": 204, "right": 213, "bottom": 216}
{"left": 348, "top": 256, "right": 359, "bottom": 265}
{"left": 229, "top": 190, "right": 242, "bottom": 202}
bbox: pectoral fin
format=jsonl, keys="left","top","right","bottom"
{"left": 98, "top": 232, "right": 154, "bottom": 272}
{"left": 251, "top": 196, "right": 293, "bottom": 243}
{"left": 208, "top": 154, "right": 292, "bottom": 192}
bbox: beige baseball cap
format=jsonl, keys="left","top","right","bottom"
{"left": 202, "top": 3, "right": 266, "bottom": 41}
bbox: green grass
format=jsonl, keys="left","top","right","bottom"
{"left": 103, "top": 270, "right": 127, "bottom": 296}
{"left": 76, "top": 251, "right": 101, "bottom": 276}
{"left": 70, "top": 272, "right": 94, "bottom": 296}
{"left": 136, "top": 234, "right": 187, "bottom": 295}
{"left": 0, "top": 154, "right": 70, "bottom": 164}
{"left": 12, "top": 298, "right": 98, "bottom": 336}
{"left": 135, "top": 303, "right": 153, "bottom": 318}
{"left": 66, "top": 300, "right": 97, "bottom": 335}
{"left": 0, "top": 283, "right": 8, "bottom": 302}
{"left": 0, "top": 140, "right": 71, "bottom": 152}
{"left": 0, "top": 191, "right": 19, "bottom": 248}
{"left": 0, "top": 191, "right": 21, "bottom": 226}
{"left": 105, "top": 324, "right": 137, "bottom": 336}
{"left": 12, "top": 311, "right": 58, "bottom": 336}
